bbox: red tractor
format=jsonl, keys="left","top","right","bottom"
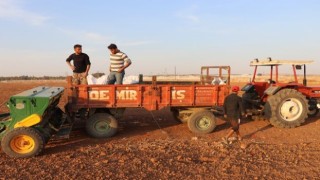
{"left": 242, "top": 58, "right": 320, "bottom": 128}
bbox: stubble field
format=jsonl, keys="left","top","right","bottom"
{"left": 0, "top": 78, "right": 319, "bottom": 179}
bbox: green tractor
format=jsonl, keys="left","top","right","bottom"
{"left": 0, "top": 86, "right": 65, "bottom": 158}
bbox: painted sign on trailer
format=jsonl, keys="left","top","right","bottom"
{"left": 69, "top": 83, "right": 230, "bottom": 111}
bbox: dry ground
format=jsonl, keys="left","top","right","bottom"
{"left": 0, "top": 80, "right": 319, "bottom": 179}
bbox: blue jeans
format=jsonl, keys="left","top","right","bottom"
{"left": 107, "top": 71, "right": 125, "bottom": 85}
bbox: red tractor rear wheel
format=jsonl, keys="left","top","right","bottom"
{"left": 265, "top": 89, "right": 308, "bottom": 128}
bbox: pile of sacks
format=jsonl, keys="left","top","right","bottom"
{"left": 211, "top": 77, "right": 227, "bottom": 85}
{"left": 87, "top": 75, "right": 140, "bottom": 85}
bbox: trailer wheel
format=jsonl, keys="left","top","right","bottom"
{"left": 188, "top": 110, "right": 216, "bottom": 134}
{"left": 265, "top": 89, "right": 308, "bottom": 128}
{"left": 1, "top": 127, "right": 45, "bottom": 158}
{"left": 86, "top": 113, "right": 118, "bottom": 138}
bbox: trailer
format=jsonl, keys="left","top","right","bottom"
{"left": 65, "top": 66, "right": 231, "bottom": 138}
{"left": 0, "top": 66, "right": 230, "bottom": 158}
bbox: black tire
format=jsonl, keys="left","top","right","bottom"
{"left": 85, "top": 113, "right": 118, "bottom": 138}
{"left": 171, "top": 109, "right": 190, "bottom": 123}
{"left": 308, "top": 107, "right": 319, "bottom": 118}
{"left": 1, "top": 127, "right": 45, "bottom": 158}
{"left": 308, "top": 99, "right": 319, "bottom": 118}
{"left": 187, "top": 110, "right": 216, "bottom": 134}
{"left": 264, "top": 89, "right": 308, "bottom": 128}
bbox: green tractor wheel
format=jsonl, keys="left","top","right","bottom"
{"left": 85, "top": 113, "right": 118, "bottom": 138}
{"left": 1, "top": 127, "right": 45, "bottom": 158}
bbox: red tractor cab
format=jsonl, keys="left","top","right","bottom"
{"left": 242, "top": 58, "right": 319, "bottom": 128}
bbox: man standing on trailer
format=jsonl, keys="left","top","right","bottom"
{"left": 222, "top": 86, "right": 245, "bottom": 145}
{"left": 66, "top": 44, "right": 91, "bottom": 85}
{"left": 107, "top": 43, "right": 132, "bottom": 84}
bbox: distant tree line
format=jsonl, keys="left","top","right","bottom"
{"left": 0, "top": 72, "right": 106, "bottom": 81}
{"left": 0, "top": 76, "right": 66, "bottom": 81}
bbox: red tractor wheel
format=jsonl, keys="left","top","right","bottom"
{"left": 265, "top": 89, "right": 308, "bottom": 128}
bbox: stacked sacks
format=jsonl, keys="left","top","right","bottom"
{"left": 87, "top": 75, "right": 139, "bottom": 85}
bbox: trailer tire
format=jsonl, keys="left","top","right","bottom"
{"left": 265, "top": 89, "right": 308, "bottom": 128}
{"left": 86, "top": 113, "right": 118, "bottom": 138}
{"left": 1, "top": 127, "right": 45, "bottom": 158}
{"left": 188, "top": 110, "right": 216, "bottom": 134}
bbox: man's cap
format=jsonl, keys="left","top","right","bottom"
{"left": 232, "top": 86, "right": 240, "bottom": 92}
{"left": 108, "top": 43, "right": 117, "bottom": 49}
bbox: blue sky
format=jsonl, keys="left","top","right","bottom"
{"left": 0, "top": 0, "right": 319, "bottom": 76}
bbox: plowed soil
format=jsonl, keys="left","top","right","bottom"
{"left": 0, "top": 81, "right": 319, "bottom": 179}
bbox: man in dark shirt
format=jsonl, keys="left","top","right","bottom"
{"left": 222, "top": 86, "right": 245, "bottom": 145}
{"left": 66, "top": 44, "right": 91, "bottom": 85}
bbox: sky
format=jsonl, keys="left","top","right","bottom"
{"left": 0, "top": 0, "right": 319, "bottom": 76}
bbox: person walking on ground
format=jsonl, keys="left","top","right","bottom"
{"left": 222, "top": 86, "right": 245, "bottom": 145}
{"left": 66, "top": 44, "right": 91, "bottom": 85}
{"left": 107, "top": 43, "right": 132, "bottom": 85}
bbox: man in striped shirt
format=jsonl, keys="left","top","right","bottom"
{"left": 107, "top": 43, "right": 132, "bottom": 84}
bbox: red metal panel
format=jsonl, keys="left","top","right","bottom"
{"left": 87, "top": 86, "right": 115, "bottom": 107}
{"left": 252, "top": 82, "right": 269, "bottom": 98}
{"left": 141, "top": 86, "right": 152, "bottom": 109}
{"left": 297, "top": 86, "right": 320, "bottom": 98}
{"left": 168, "top": 85, "right": 194, "bottom": 106}
{"left": 67, "top": 77, "right": 231, "bottom": 112}
{"left": 194, "top": 86, "right": 216, "bottom": 106}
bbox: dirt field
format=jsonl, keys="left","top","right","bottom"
{"left": 0, "top": 80, "right": 320, "bottom": 179}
